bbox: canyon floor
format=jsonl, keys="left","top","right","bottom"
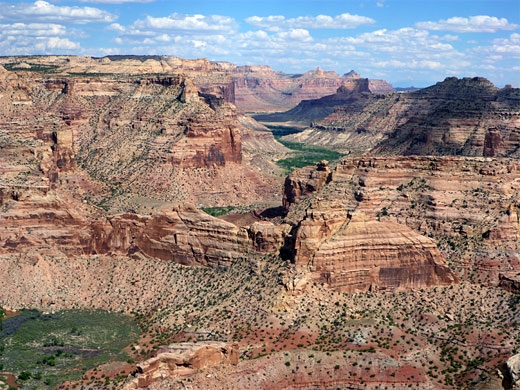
{"left": 0, "top": 56, "right": 519, "bottom": 390}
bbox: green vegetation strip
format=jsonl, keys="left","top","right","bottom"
{"left": 3, "top": 63, "right": 59, "bottom": 73}
{"left": 263, "top": 124, "right": 344, "bottom": 173}
{"left": 264, "top": 125, "right": 303, "bottom": 138}
{"left": 275, "top": 139, "right": 344, "bottom": 173}
{"left": 0, "top": 310, "right": 139, "bottom": 389}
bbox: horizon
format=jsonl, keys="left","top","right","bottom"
{"left": 0, "top": 0, "right": 518, "bottom": 87}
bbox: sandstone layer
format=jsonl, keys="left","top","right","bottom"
{"left": 291, "top": 198, "right": 457, "bottom": 292}
{"left": 283, "top": 156, "right": 520, "bottom": 283}
{"left": 0, "top": 56, "right": 393, "bottom": 113}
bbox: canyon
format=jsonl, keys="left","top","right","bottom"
{"left": 0, "top": 56, "right": 519, "bottom": 390}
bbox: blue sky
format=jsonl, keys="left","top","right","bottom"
{"left": 0, "top": 0, "right": 519, "bottom": 86}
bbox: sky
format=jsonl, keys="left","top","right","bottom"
{"left": 0, "top": 0, "right": 519, "bottom": 87}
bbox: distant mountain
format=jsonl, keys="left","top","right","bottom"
{"left": 282, "top": 77, "right": 520, "bottom": 157}
{"left": 253, "top": 77, "right": 394, "bottom": 126}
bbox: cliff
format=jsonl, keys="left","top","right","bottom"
{"left": 284, "top": 156, "right": 520, "bottom": 284}
{"left": 0, "top": 67, "right": 284, "bottom": 211}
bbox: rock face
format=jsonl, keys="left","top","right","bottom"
{"left": 506, "top": 354, "right": 520, "bottom": 386}
{"left": 0, "top": 56, "right": 393, "bottom": 113}
{"left": 254, "top": 78, "right": 394, "bottom": 126}
{"left": 124, "top": 342, "right": 238, "bottom": 389}
{"left": 283, "top": 77, "right": 520, "bottom": 156}
{"left": 91, "top": 204, "right": 250, "bottom": 266}
{"left": 305, "top": 212, "right": 457, "bottom": 292}
{"left": 499, "top": 274, "right": 520, "bottom": 294}
{"left": 284, "top": 156, "right": 520, "bottom": 283}
{"left": 291, "top": 197, "right": 457, "bottom": 292}
{"left": 282, "top": 160, "right": 330, "bottom": 211}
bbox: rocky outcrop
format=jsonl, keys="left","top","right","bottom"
{"left": 0, "top": 66, "right": 283, "bottom": 210}
{"left": 499, "top": 274, "right": 520, "bottom": 294}
{"left": 91, "top": 204, "right": 250, "bottom": 266}
{"left": 506, "top": 354, "right": 520, "bottom": 387}
{"left": 233, "top": 66, "right": 358, "bottom": 113}
{"left": 308, "top": 213, "right": 458, "bottom": 292}
{"left": 124, "top": 342, "right": 238, "bottom": 389}
{"left": 293, "top": 200, "right": 349, "bottom": 267}
{"left": 0, "top": 56, "right": 392, "bottom": 113}
{"left": 290, "top": 195, "right": 457, "bottom": 292}
{"left": 284, "top": 156, "right": 520, "bottom": 283}
{"left": 282, "top": 160, "right": 330, "bottom": 211}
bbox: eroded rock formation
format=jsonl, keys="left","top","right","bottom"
{"left": 284, "top": 156, "right": 520, "bottom": 283}
{"left": 91, "top": 204, "right": 250, "bottom": 266}
{"left": 282, "top": 160, "right": 330, "bottom": 211}
{"left": 124, "top": 342, "right": 238, "bottom": 389}
{"left": 306, "top": 212, "right": 457, "bottom": 292}
{"left": 0, "top": 56, "right": 393, "bottom": 113}
{"left": 0, "top": 65, "right": 284, "bottom": 210}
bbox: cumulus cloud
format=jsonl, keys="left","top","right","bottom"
{"left": 129, "top": 13, "right": 237, "bottom": 34}
{"left": 246, "top": 13, "right": 375, "bottom": 32}
{"left": 276, "top": 29, "right": 312, "bottom": 42}
{"left": 374, "top": 59, "right": 444, "bottom": 70}
{"left": 79, "top": 0, "right": 153, "bottom": 3}
{"left": 0, "top": 1, "right": 116, "bottom": 24}
{"left": 36, "top": 37, "right": 79, "bottom": 50}
{"left": 475, "top": 33, "right": 520, "bottom": 57}
{"left": 0, "top": 20, "right": 81, "bottom": 55}
{"left": 0, "top": 22, "right": 67, "bottom": 37}
{"left": 416, "top": 15, "right": 518, "bottom": 33}
{"left": 338, "top": 28, "right": 457, "bottom": 54}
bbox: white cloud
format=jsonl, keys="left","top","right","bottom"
{"left": 338, "top": 28, "right": 457, "bottom": 55}
{"left": 374, "top": 59, "right": 444, "bottom": 70}
{"left": 246, "top": 13, "right": 375, "bottom": 32}
{"left": 0, "top": 22, "right": 67, "bottom": 37}
{"left": 0, "top": 1, "right": 116, "bottom": 24}
{"left": 474, "top": 33, "right": 520, "bottom": 58}
{"left": 79, "top": 0, "right": 153, "bottom": 3}
{"left": 37, "top": 37, "right": 79, "bottom": 50}
{"left": 130, "top": 13, "right": 237, "bottom": 34}
{"left": 416, "top": 15, "right": 518, "bottom": 33}
{"left": 276, "top": 29, "right": 312, "bottom": 42}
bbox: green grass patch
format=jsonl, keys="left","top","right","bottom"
{"left": 201, "top": 205, "right": 240, "bottom": 217}
{"left": 264, "top": 125, "right": 303, "bottom": 138}
{"left": 3, "top": 63, "right": 59, "bottom": 73}
{"left": 275, "top": 139, "right": 344, "bottom": 173}
{"left": 0, "top": 310, "right": 140, "bottom": 389}
{"left": 201, "top": 203, "right": 263, "bottom": 217}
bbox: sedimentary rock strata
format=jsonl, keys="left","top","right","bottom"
{"left": 499, "top": 273, "right": 520, "bottom": 294}
{"left": 0, "top": 56, "right": 393, "bottom": 113}
{"left": 307, "top": 212, "right": 457, "bottom": 292}
{"left": 0, "top": 65, "right": 283, "bottom": 210}
{"left": 254, "top": 77, "right": 394, "bottom": 126}
{"left": 282, "top": 160, "right": 330, "bottom": 211}
{"left": 91, "top": 204, "right": 251, "bottom": 266}
{"left": 284, "top": 156, "right": 520, "bottom": 282}
{"left": 283, "top": 77, "right": 520, "bottom": 156}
